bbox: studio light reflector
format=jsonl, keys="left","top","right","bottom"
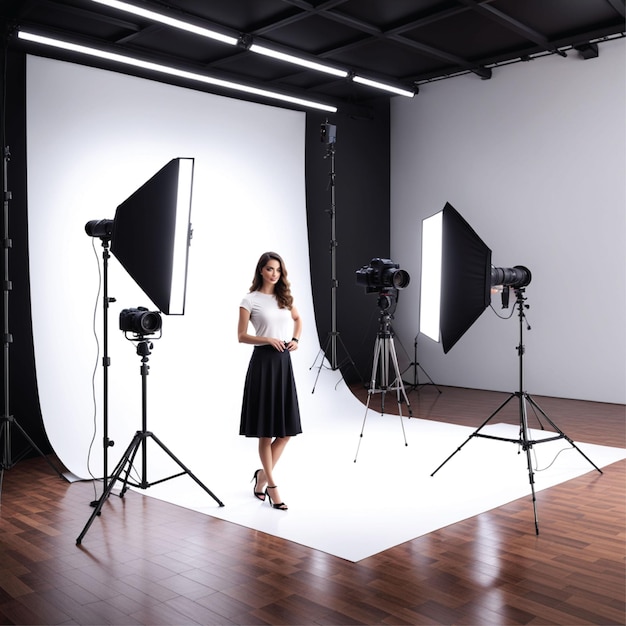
{"left": 419, "top": 211, "right": 443, "bottom": 343}
{"left": 420, "top": 202, "right": 533, "bottom": 353}
{"left": 420, "top": 203, "right": 492, "bottom": 353}
{"left": 110, "top": 158, "right": 194, "bottom": 315}
{"left": 85, "top": 158, "right": 194, "bottom": 315}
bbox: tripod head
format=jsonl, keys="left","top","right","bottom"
{"left": 375, "top": 289, "right": 399, "bottom": 338}
{"left": 135, "top": 338, "right": 153, "bottom": 359}
{"left": 377, "top": 288, "right": 399, "bottom": 316}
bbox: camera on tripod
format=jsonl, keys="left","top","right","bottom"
{"left": 355, "top": 258, "right": 410, "bottom": 294}
{"left": 119, "top": 307, "right": 162, "bottom": 338}
{"left": 356, "top": 258, "right": 411, "bottom": 315}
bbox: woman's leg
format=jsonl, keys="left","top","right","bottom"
{"left": 258, "top": 436, "right": 290, "bottom": 504}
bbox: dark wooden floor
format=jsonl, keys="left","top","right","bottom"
{"left": 0, "top": 386, "right": 624, "bottom": 625}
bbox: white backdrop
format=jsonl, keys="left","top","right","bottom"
{"left": 390, "top": 39, "right": 626, "bottom": 404}
{"left": 26, "top": 55, "right": 320, "bottom": 479}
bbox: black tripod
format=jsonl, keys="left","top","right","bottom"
{"left": 77, "top": 337, "right": 223, "bottom": 544}
{"left": 1, "top": 144, "right": 63, "bottom": 493}
{"left": 355, "top": 293, "right": 412, "bottom": 461}
{"left": 431, "top": 287, "right": 602, "bottom": 534}
{"left": 401, "top": 333, "right": 442, "bottom": 394}
{"left": 310, "top": 122, "right": 360, "bottom": 392}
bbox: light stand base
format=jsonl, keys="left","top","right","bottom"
{"left": 431, "top": 288, "right": 601, "bottom": 534}
{"left": 77, "top": 428, "right": 224, "bottom": 544}
{"left": 401, "top": 335, "right": 441, "bottom": 394}
{"left": 310, "top": 331, "right": 362, "bottom": 393}
{"left": 76, "top": 339, "right": 223, "bottom": 544}
{"left": 0, "top": 415, "right": 65, "bottom": 490}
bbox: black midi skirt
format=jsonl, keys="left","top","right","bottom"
{"left": 239, "top": 345, "right": 302, "bottom": 438}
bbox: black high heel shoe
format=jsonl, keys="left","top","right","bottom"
{"left": 265, "top": 485, "right": 288, "bottom": 510}
{"left": 251, "top": 469, "right": 266, "bottom": 501}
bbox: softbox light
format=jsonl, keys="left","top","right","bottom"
{"left": 111, "top": 158, "right": 194, "bottom": 315}
{"left": 420, "top": 202, "right": 492, "bottom": 353}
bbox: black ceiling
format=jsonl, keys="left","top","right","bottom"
{"left": 4, "top": 0, "right": 625, "bottom": 117}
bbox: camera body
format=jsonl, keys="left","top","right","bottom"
{"left": 119, "top": 307, "right": 162, "bottom": 336}
{"left": 355, "top": 258, "right": 410, "bottom": 294}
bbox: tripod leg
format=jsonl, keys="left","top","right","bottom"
{"left": 388, "top": 339, "right": 409, "bottom": 446}
{"left": 431, "top": 393, "right": 517, "bottom": 476}
{"left": 519, "top": 395, "right": 540, "bottom": 535}
{"left": 389, "top": 339, "right": 412, "bottom": 418}
{"left": 335, "top": 333, "right": 364, "bottom": 389}
{"left": 354, "top": 339, "right": 382, "bottom": 462}
{"left": 310, "top": 334, "right": 332, "bottom": 393}
{"left": 148, "top": 433, "right": 224, "bottom": 507}
{"left": 117, "top": 432, "right": 145, "bottom": 496}
{"left": 416, "top": 363, "right": 442, "bottom": 393}
{"left": 76, "top": 432, "right": 143, "bottom": 544}
{"left": 0, "top": 416, "right": 64, "bottom": 477}
{"left": 525, "top": 394, "right": 603, "bottom": 474}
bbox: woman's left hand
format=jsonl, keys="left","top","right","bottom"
{"left": 286, "top": 340, "right": 299, "bottom": 351}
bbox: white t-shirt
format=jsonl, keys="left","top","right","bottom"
{"left": 240, "top": 291, "right": 292, "bottom": 343}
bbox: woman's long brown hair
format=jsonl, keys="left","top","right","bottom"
{"left": 249, "top": 251, "right": 294, "bottom": 309}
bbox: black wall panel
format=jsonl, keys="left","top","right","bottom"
{"left": 305, "top": 106, "right": 390, "bottom": 386}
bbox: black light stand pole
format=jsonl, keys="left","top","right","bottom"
{"left": 431, "top": 288, "right": 602, "bottom": 534}
{"left": 90, "top": 236, "right": 116, "bottom": 506}
{"left": 0, "top": 144, "right": 63, "bottom": 491}
{"left": 311, "top": 122, "right": 359, "bottom": 392}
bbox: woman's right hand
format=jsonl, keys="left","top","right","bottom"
{"left": 266, "top": 337, "right": 286, "bottom": 351}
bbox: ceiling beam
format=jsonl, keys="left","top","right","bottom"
{"left": 278, "top": 0, "right": 493, "bottom": 80}
{"left": 603, "top": 0, "right": 626, "bottom": 19}
{"left": 457, "top": 0, "right": 567, "bottom": 57}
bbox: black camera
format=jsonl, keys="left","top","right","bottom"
{"left": 355, "top": 258, "right": 410, "bottom": 294}
{"left": 119, "top": 307, "right": 162, "bottom": 336}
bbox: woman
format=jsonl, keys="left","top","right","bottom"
{"left": 238, "top": 251, "right": 302, "bottom": 510}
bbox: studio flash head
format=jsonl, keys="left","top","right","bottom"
{"left": 85, "top": 219, "right": 114, "bottom": 239}
{"left": 119, "top": 307, "right": 162, "bottom": 336}
{"left": 356, "top": 258, "right": 410, "bottom": 294}
{"left": 491, "top": 265, "right": 532, "bottom": 289}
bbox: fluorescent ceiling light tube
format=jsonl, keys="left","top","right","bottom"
{"left": 93, "top": 0, "right": 348, "bottom": 79}
{"left": 249, "top": 44, "right": 348, "bottom": 77}
{"left": 90, "top": 0, "right": 238, "bottom": 45}
{"left": 17, "top": 31, "right": 338, "bottom": 112}
{"left": 353, "top": 75, "right": 414, "bottom": 97}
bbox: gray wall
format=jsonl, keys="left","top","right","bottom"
{"left": 390, "top": 39, "right": 625, "bottom": 404}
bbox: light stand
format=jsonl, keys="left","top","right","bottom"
{"left": 0, "top": 143, "right": 63, "bottom": 493}
{"left": 311, "top": 121, "right": 360, "bottom": 392}
{"left": 431, "top": 287, "right": 602, "bottom": 534}
{"left": 354, "top": 291, "right": 412, "bottom": 462}
{"left": 89, "top": 234, "right": 116, "bottom": 506}
{"left": 77, "top": 330, "right": 223, "bottom": 544}
{"left": 401, "top": 333, "right": 441, "bottom": 394}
